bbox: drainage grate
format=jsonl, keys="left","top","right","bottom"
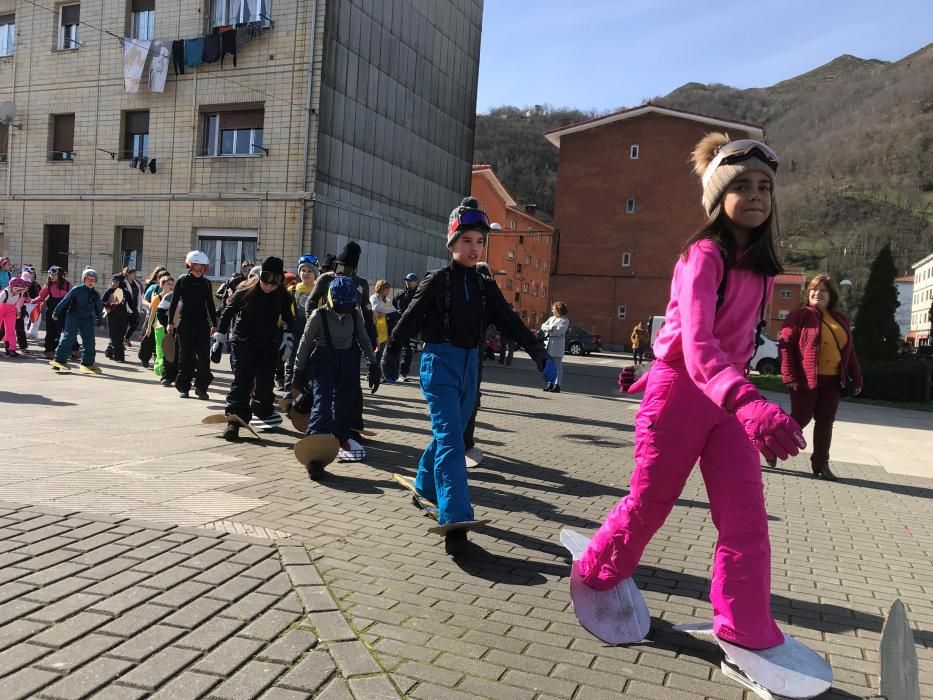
{"left": 560, "top": 434, "right": 632, "bottom": 449}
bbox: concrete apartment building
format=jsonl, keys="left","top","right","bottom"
{"left": 545, "top": 104, "right": 763, "bottom": 349}
{"left": 0, "top": 0, "right": 482, "bottom": 284}
{"left": 471, "top": 164, "right": 553, "bottom": 328}
{"left": 909, "top": 253, "right": 933, "bottom": 346}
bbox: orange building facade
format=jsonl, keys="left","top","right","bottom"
{"left": 471, "top": 165, "right": 554, "bottom": 329}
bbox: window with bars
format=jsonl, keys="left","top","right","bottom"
{"left": 122, "top": 111, "right": 149, "bottom": 160}
{"left": 129, "top": 0, "right": 155, "bottom": 40}
{"left": 0, "top": 14, "right": 15, "bottom": 57}
{"left": 50, "top": 114, "right": 75, "bottom": 161}
{"left": 200, "top": 104, "right": 264, "bottom": 157}
{"left": 210, "top": 0, "right": 271, "bottom": 30}
{"left": 59, "top": 4, "right": 80, "bottom": 50}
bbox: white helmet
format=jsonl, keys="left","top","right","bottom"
{"left": 185, "top": 250, "right": 210, "bottom": 266}
{"left": 82, "top": 267, "right": 98, "bottom": 280}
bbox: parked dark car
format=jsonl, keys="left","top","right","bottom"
{"left": 565, "top": 326, "right": 602, "bottom": 356}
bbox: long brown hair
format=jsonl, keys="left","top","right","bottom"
{"left": 144, "top": 265, "right": 167, "bottom": 287}
{"left": 680, "top": 203, "right": 784, "bottom": 276}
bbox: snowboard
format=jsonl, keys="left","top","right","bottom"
{"left": 392, "top": 474, "right": 489, "bottom": 535}
{"left": 201, "top": 413, "right": 260, "bottom": 439}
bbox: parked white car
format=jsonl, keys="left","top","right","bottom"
{"left": 750, "top": 334, "right": 780, "bottom": 375}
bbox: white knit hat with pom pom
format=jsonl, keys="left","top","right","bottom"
{"left": 691, "top": 132, "right": 777, "bottom": 215}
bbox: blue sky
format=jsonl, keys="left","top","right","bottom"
{"left": 476, "top": 0, "right": 933, "bottom": 113}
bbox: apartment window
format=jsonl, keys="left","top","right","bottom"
{"left": 59, "top": 4, "right": 80, "bottom": 50}
{"left": 507, "top": 250, "right": 514, "bottom": 261}
{"left": 622, "top": 252, "right": 631, "bottom": 267}
{"left": 532, "top": 284, "right": 537, "bottom": 297}
{"left": 630, "top": 144, "right": 639, "bottom": 159}
{"left": 119, "top": 228, "right": 144, "bottom": 272}
{"left": 542, "top": 286, "right": 546, "bottom": 297}
{"left": 521, "top": 310, "right": 528, "bottom": 320}
{"left": 122, "top": 110, "right": 149, "bottom": 159}
{"left": 505, "top": 279, "right": 512, "bottom": 290}
{"left": 544, "top": 262, "right": 548, "bottom": 272}
{"left": 0, "top": 14, "right": 15, "bottom": 57}
{"left": 196, "top": 228, "right": 257, "bottom": 280}
{"left": 50, "top": 114, "right": 75, "bottom": 161}
{"left": 525, "top": 255, "right": 531, "bottom": 264}
{"left": 535, "top": 258, "right": 540, "bottom": 270}
{"left": 779, "top": 289, "right": 791, "bottom": 299}
{"left": 130, "top": 0, "right": 155, "bottom": 41}
{"left": 626, "top": 199, "right": 636, "bottom": 214}
{"left": 201, "top": 104, "right": 264, "bottom": 157}
{"left": 0, "top": 123, "right": 7, "bottom": 163}
{"left": 778, "top": 310, "right": 789, "bottom": 320}
{"left": 518, "top": 235, "right": 524, "bottom": 245}
{"left": 517, "top": 263, "right": 522, "bottom": 273}
{"left": 510, "top": 219, "right": 516, "bottom": 230}
{"left": 522, "top": 282, "right": 529, "bottom": 292}
{"left": 210, "top": 0, "right": 271, "bottom": 29}
{"left": 617, "top": 305, "right": 627, "bottom": 320}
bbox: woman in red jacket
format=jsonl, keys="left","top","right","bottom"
{"left": 778, "top": 273, "right": 862, "bottom": 480}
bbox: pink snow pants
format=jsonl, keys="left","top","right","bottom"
{"left": 579, "top": 359, "right": 783, "bottom": 649}
{"left": 0, "top": 304, "right": 16, "bottom": 349}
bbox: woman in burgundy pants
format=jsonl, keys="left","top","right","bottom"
{"left": 778, "top": 273, "right": 862, "bottom": 480}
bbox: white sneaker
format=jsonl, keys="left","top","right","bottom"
{"left": 465, "top": 446, "right": 484, "bottom": 467}
{"left": 338, "top": 438, "right": 366, "bottom": 462}
{"left": 399, "top": 375, "right": 408, "bottom": 382}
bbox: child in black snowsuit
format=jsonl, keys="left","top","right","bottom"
{"left": 216, "top": 257, "right": 294, "bottom": 441}
{"left": 103, "top": 274, "right": 130, "bottom": 362}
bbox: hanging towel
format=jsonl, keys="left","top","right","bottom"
{"left": 236, "top": 23, "right": 251, "bottom": 48}
{"left": 220, "top": 28, "right": 237, "bottom": 67}
{"left": 184, "top": 37, "right": 203, "bottom": 69}
{"left": 123, "top": 38, "right": 152, "bottom": 93}
{"left": 202, "top": 32, "right": 222, "bottom": 64}
{"left": 172, "top": 39, "right": 185, "bottom": 75}
{"left": 149, "top": 40, "right": 170, "bottom": 92}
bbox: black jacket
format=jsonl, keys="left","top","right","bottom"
{"left": 387, "top": 262, "right": 549, "bottom": 369}
{"left": 393, "top": 287, "right": 417, "bottom": 314}
{"left": 219, "top": 284, "right": 294, "bottom": 343}
{"left": 169, "top": 273, "right": 217, "bottom": 327}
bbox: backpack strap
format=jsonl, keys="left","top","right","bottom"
{"left": 320, "top": 309, "right": 333, "bottom": 348}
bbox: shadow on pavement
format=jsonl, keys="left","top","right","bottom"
{"left": 762, "top": 464, "right": 933, "bottom": 501}
{"left": 0, "top": 391, "right": 76, "bottom": 407}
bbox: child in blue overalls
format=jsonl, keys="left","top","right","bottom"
{"left": 50, "top": 268, "right": 104, "bottom": 373}
{"left": 382, "top": 197, "right": 557, "bottom": 555}
{"left": 293, "top": 276, "right": 381, "bottom": 479}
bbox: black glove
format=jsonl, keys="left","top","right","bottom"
{"left": 367, "top": 362, "right": 382, "bottom": 394}
{"left": 381, "top": 347, "right": 400, "bottom": 383}
{"left": 293, "top": 392, "right": 313, "bottom": 414}
{"left": 292, "top": 372, "right": 309, "bottom": 394}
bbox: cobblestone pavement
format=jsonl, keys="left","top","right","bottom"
{"left": 1, "top": 351, "right": 931, "bottom": 699}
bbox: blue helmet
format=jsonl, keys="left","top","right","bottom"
{"left": 327, "top": 276, "right": 357, "bottom": 312}
{"left": 404, "top": 272, "right": 418, "bottom": 282}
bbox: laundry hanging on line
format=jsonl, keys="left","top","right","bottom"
{"left": 122, "top": 38, "right": 152, "bottom": 93}
{"left": 149, "top": 40, "right": 170, "bottom": 93}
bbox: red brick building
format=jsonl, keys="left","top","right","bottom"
{"left": 766, "top": 268, "right": 806, "bottom": 338}
{"left": 546, "top": 104, "right": 764, "bottom": 348}
{"left": 471, "top": 165, "right": 554, "bottom": 329}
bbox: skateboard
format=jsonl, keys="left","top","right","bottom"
{"left": 560, "top": 528, "right": 651, "bottom": 644}
{"left": 201, "top": 413, "right": 260, "bottom": 439}
{"left": 674, "top": 622, "right": 832, "bottom": 699}
{"left": 250, "top": 413, "right": 283, "bottom": 431}
{"left": 79, "top": 364, "right": 102, "bottom": 375}
{"left": 294, "top": 434, "right": 340, "bottom": 479}
{"left": 392, "top": 474, "right": 489, "bottom": 535}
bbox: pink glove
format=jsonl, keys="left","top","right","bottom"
{"left": 618, "top": 366, "right": 650, "bottom": 395}
{"left": 727, "top": 384, "right": 806, "bottom": 462}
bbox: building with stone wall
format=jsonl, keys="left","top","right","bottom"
{"left": 0, "top": 0, "right": 482, "bottom": 285}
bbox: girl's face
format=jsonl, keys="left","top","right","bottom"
{"left": 189, "top": 263, "right": 207, "bottom": 277}
{"left": 84, "top": 277, "right": 95, "bottom": 287}
{"left": 110, "top": 280, "right": 119, "bottom": 288}
{"left": 450, "top": 230, "right": 485, "bottom": 267}
{"left": 162, "top": 280, "right": 175, "bottom": 293}
{"left": 721, "top": 172, "right": 772, "bottom": 233}
{"left": 127, "top": 271, "right": 136, "bottom": 282}
{"left": 1, "top": 262, "right": 9, "bottom": 271}
{"left": 808, "top": 283, "right": 830, "bottom": 311}
{"left": 380, "top": 286, "right": 391, "bottom": 299}
{"left": 259, "top": 281, "right": 279, "bottom": 294}
{"left": 299, "top": 267, "right": 315, "bottom": 284}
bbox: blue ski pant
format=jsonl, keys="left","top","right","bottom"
{"left": 55, "top": 315, "right": 95, "bottom": 366}
{"left": 415, "top": 343, "right": 479, "bottom": 525}
{"left": 306, "top": 345, "right": 358, "bottom": 442}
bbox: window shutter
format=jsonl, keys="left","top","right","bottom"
{"left": 131, "top": 0, "right": 155, "bottom": 10}
{"left": 61, "top": 4, "right": 80, "bottom": 24}
{"left": 125, "top": 111, "right": 149, "bottom": 134}
{"left": 53, "top": 114, "right": 75, "bottom": 152}
{"left": 219, "top": 110, "right": 264, "bottom": 130}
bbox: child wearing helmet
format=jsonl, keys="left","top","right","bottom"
{"left": 381, "top": 197, "right": 557, "bottom": 556}
{"left": 0, "top": 276, "right": 30, "bottom": 357}
{"left": 292, "top": 275, "right": 380, "bottom": 478}
{"left": 168, "top": 251, "right": 218, "bottom": 400}
{"left": 50, "top": 268, "right": 104, "bottom": 372}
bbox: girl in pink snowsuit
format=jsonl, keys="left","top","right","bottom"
{"left": 579, "top": 134, "right": 805, "bottom": 650}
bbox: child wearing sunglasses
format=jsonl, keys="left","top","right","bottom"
{"left": 381, "top": 197, "right": 557, "bottom": 556}
{"left": 214, "top": 257, "right": 294, "bottom": 441}
{"left": 579, "top": 135, "right": 805, "bottom": 651}
{"left": 168, "top": 251, "right": 218, "bottom": 400}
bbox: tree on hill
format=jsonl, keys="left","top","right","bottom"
{"left": 853, "top": 244, "right": 901, "bottom": 361}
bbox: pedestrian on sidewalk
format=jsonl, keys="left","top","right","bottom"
{"left": 293, "top": 276, "right": 380, "bottom": 476}
{"left": 215, "top": 257, "right": 294, "bottom": 441}
{"left": 168, "top": 251, "right": 217, "bottom": 400}
{"left": 151, "top": 277, "right": 175, "bottom": 381}
{"left": 138, "top": 272, "right": 171, "bottom": 368}
{"left": 284, "top": 255, "right": 319, "bottom": 392}
{"left": 381, "top": 197, "right": 556, "bottom": 556}
{"left": 30, "top": 267, "right": 72, "bottom": 359}
{"left": 102, "top": 274, "right": 130, "bottom": 362}
{"left": 122, "top": 267, "right": 144, "bottom": 347}
{"left": 392, "top": 272, "right": 420, "bottom": 381}
{"left": 370, "top": 279, "right": 398, "bottom": 376}
{"left": 540, "top": 302, "right": 571, "bottom": 393}
{"left": 631, "top": 322, "right": 650, "bottom": 365}
{"left": 50, "top": 268, "right": 104, "bottom": 373}
{"left": 777, "top": 273, "right": 862, "bottom": 481}
{"left": 578, "top": 134, "right": 805, "bottom": 651}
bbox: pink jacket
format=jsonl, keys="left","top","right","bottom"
{"left": 32, "top": 280, "right": 72, "bottom": 306}
{"left": 653, "top": 239, "right": 773, "bottom": 407}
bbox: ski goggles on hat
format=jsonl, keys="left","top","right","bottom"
{"left": 298, "top": 255, "right": 319, "bottom": 269}
{"left": 259, "top": 270, "right": 283, "bottom": 286}
{"left": 702, "top": 139, "right": 779, "bottom": 188}
{"left": 448, "top": 208, "right": 491, "bottom": 236}
{"left": 48, "top": 266, "right": 62, "bottom": 274}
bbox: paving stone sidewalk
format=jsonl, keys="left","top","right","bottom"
{"left": 1, "top": 352, "right": 931, "bottom": 698}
